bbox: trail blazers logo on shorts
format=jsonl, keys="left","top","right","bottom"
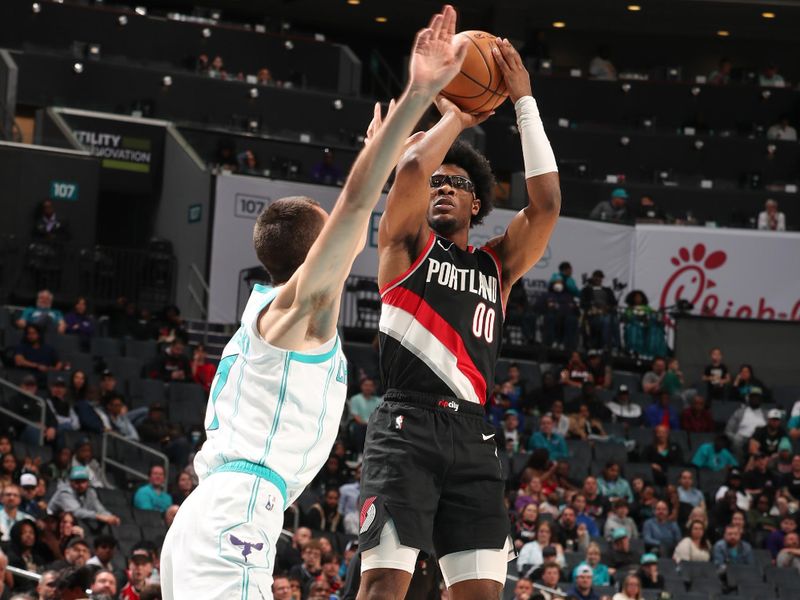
{"left": 360, "top": 496, "right": 377, "bottom": 534}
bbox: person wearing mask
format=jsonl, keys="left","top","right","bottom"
{"left": 549, "top": 262, "right": 580, "bottom": 297}
{"left": 538, "top": 279, "right": 580, "bottom": 350}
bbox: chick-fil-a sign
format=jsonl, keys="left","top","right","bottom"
{"left": 634, "top": 226, "right": 800, "bottom": 322}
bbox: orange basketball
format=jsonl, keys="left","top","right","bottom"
{"left": 441, "top": 30, "right": 508, "bottom": 114}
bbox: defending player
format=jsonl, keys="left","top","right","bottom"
{"left": 356, "top": 40, "right": 561, "bottom": 599}
{"left": 160, "top": 7, "right": 469, "bottom": 598}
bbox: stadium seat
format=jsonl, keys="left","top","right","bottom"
{"left": 624, "top": 462, "right": 654, "bottom": 484}
{"left": 612, "top": 371, "right": 642, "bottom": 393}
{"left": 669, "top": 430, "right": 690, "bottom": 457}
{"left": 697, "top": 469, "right": 728, "bottom": 495}
{"left": 711, "top": 401, "right": 739, "bottom": 425}
{"left": 627, "top": 426, "right": 652, "bottom": 451}
{"left": 777, "top": 585, "right": 800, "bottom": 600}
{"left": 52, "top": 334, "right": 83, "bottom": 356}
{"left": 772, "top": 386, "right": 800, "bottom": 412}
{"left": 63, "top": 353, "right": 95, "bottom": 376}
{"left": 139, "top": 379, "right": 167, "bottom": 407}
{"left": 667, "top": 465, "right": 696, "bottom": 486}
{"left": 566, "top": 441, "right": 592, "bottom": 465}
{"left": 91, "top": 336, "right": 122, "bottom": 358}
{"left": 688, "top": 577, "right": 722, "bottom": 594}
{"left": 687, "top": 432, "right": 716, "bottom": 451}
{"left": 106, "top": 356, "right": 144, "bottom": 386}
{"left": 124, "top": 339, "right": 159, "bottom": 361}
{"left": 593, "top": 441, "right": 628, "bottom": 464}
{"left": 510, "top": 452, "right": 531, "bottom": 479}
{"left": 736, "top": 581, "right": 775, "bottom": 599}
{"left": 132, "top": 508, "right": 164, "bottom": 528}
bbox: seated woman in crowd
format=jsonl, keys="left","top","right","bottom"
{"left": 568, "top": 403, "right": 608, "bottom": 441}
{"left": 598, "top": 461, "right": 634, "bottom": 503}
{"left": 673, "top": 519, "right": 712, "bottom": 562}
{"left": 732, "top": 364, "right": 768, "bottom": 402}
{"left": 573, "top": 541, "right": 613, "bottom": 586}
{"left": 513, "top": 502, "right": 540, "bottom": 551}
{"left": 613, "top": 574, "right": 644, "bottom": 600}
{"left": 518, "top": 521, "right": 565, "bottom": 574}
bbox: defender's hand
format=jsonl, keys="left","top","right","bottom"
{"left": 364, "top": 99, "right": 426, "bottom": 150}
{"left": 408, "top": 5, "right": 468, "bottom": 95}
{"left": 492, "top": 38, "right": 532, "bottom": 103}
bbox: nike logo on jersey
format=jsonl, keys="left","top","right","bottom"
{"left": 482, "top": 433, "right": 495, "bottom": 441}
{"left": 437, "top": 239, "right": 454, "bottom": 251}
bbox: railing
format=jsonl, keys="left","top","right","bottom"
{"left": 0, "top": 377, "right": 47, "bottom": 445}
{"left": 101, "top": 431, "right": 169, "bottom": 484}
{"left": 8, "top": 565, "right": 40, "bottom": 582}
{"left": 368, "top": 50, "right": 404, "bottom": 99}
{"left": 187, "top": 263, "right": 210, "bottom": 320}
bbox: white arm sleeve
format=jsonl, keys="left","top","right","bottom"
{"left": 515, "top": 95, "right": 558, "bottom": 178}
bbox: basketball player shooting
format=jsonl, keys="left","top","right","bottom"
{"left": 159, "top": 7, "right": 470, "bottom": 599}
{"left": 356, "top": 39, "right": 561, "bottom": 600}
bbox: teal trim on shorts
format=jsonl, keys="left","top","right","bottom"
{"left": 288, "top": 336, "right": 340, "bottom": 364}
{"left": 209, "top": 460, "right": 287, "bottom": 507}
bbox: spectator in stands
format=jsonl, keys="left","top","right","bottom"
{"left": 641, "top": 358, "right": 666, "bottom": 396}
{"left": 0, "top": 453, "right": 19, "bottom": 489}
{"left": 45, "top": 377, "right": 79, "bottom": 433}
{"left": 643, "top": 392, "right": 679, "bottom": 430}
{"left": 102, "top": 392, "right": 139, "bottom": 440}
{"left": 606, "top": 385, "right": 641, "bottom": 427}
{"left": 777, "top": 531, "right": 800, "bottom": 571}
{"left": 715, "top": 471, "right": 749, "bottom": 512}
{"left": 498, "top": 409, "right": 522, "bottom": 453}
{"left": 708, "top": 57, "right": 733, "bottom": 85}
{"left": 33, "top": 200, "right": 69, "bottom": 242}
{"left": 189, "top": 344, "right": 216, "bottom": 394}
{"left": 660, "top": 358, "right": 684, "bottom": 398}
{"left": 549, "top": 402, "right": 570, "bottom": 438}
{"left": 348, "top": 378, "right": 382, "bottom": 453}
{"left": 568, "top": 403, "right": 606, "bottom": 441}
{"left": 673, "top": 519, "right": 711, "bottom": 563}
{"left": 50, "top": 536, "right": 91, "bottom": 570}
{"left": 642, "top": 500, "right": 681, "bottom": 553}
{"left": 561, "top": 352, "right": 592, "bottom": 389}
{"left": 634, "top": 195, "right": 666, "bottom": 223}
{"left": 36, "top": 569, "right": 58, "bottom": 600}
{"left": 96, "top": 370, "right": 121, "bottom": 405}
{"left": 537, "top": 564, "right": 566, "bottom": 598}
{"left": 6, "top": 518, "right": 51, "bottom": 589}
{"left": 72, "top": 439, "right": 112, "bottom": 489}
{"left": 120, "top": 549, "right": 154, "bottom": 600}
{"left": 338, "top": 463, "right": 360, "bottom": 534}
{"left": 237, "top": 149, "right": 260, "bottom": 175}
{"left": 598, "top": 462, "right": 633, "bottom": 503}
{"left": 568, "top": 564, "right": 600, "bottom": 600}
{"left": 47, "top": 466, "right": 120, "bottom": 527}
{"left": 702, "top": 347, "right": 730, "bottom": 401}
{"left": 19, "top": 473, "right": 45, "bottom": 520}
{"left": 133, "top": 465, "right": 173, "bottom": 513}
{"left": 613, "top": 574, "right": 643, "bottom": 600}
{"left": 767, "top": 116, "right": 798, "bottom": 141}
{"left": 150, "top": 338, "right": 191, "bottom": 382}
{"left": 535, "top": 372, "right": 564, "bottom": 413}
{"left": 272, "top": 576, "right": 292, "bottom": 600}
{"left": 0, "top": 485, "right": 33, "bottom": 541}
{"left": 621, "top": 291, "right": 656, "bottom": 357}
{"left": 89, "top": 569, "right": 118, "bottom": 597}
{"left": 305, "top": 488, "right": 344, "bottom": 533}
{"left": 550, "top": 262, "right": 580, "bottom": 297}
{"left": 518, "top": 521, "right": 565, "bottom": 574}
{"left": 712, "top": 524, "right": 754, "bottom": 566}
{"left": 571, "top": 493, "right": 600, "bottom": 538}
{"left": 207, "top": 55, "right": 227, "bottom": 79}
{"left": 636, "top": 553, "right": 663, "bottom": 590}
{"left": 691, "top": 435, "right": 738, "bottom": 471}
{"left": 63, "top": 297, "right": 94, "bottom": 349}
{"left": 726, "top": 388, "right": 767, "bottom": 451}
{"left": 757, "top": 199, "right": 787, "bottom": 231}
{"left": 15, "top": 290, "right": 66, "bottom": 334}
{"left": 581, "top": 478, "right": 611, "bottom": 526}
{"left": 589, "top": 47, "right": 617, "bottom": 81}
{"left": 538, "top": 279, "right": 580, "bottom": 350}
{"left": 743, "top": 453, "right": 776, "bottom": 496}
{"left": 607, "top": 527, "right": 636, "bottom": 571}
{"left": 319, "top": 553, "right": 343, "bottom": 594}
{"left": 312, "top": 148, "right": 343, "bottom": 185}
{"left": 170, "top": 471, "right": 195, "bottom": 506}
{"left": 513, "top": 503, "right": 540, "bottom": 550}
{"left": 66, "top": 370, "right": 94, "bottom": 405}
{"left": 555, "top": 505, "right": 581, "bottom": 549}
{"left": 138, "top": 403, "right": 190, "bottom": 468}
{"left": 732, "top": 365, "right": 767, "bottom": 402}
{"left": 590, "top": 188, "right": 629, "bottom": 222}
{"left": 586, "top": 351, "right": 611, "bottom": 390}
{"left": 44, "top": 447, "right": 72, "bottom": 483}
{"left": 767, "top": 515, "right": 798, "bottom": 558}
{"left": 641, "top": 425, "right": 683, "bottom": 486}
{"left": 289, "top": 539, "right": 323, "bottom": 591}
{"left": 580, "top": 271, "right": 619, "bottom": 350}
{"left": 676, "top": 470, "right": 704, "bottom": 509}
{"left": 604, "top": 500, "right": 638, "bottom": 541}
{"left": 256, "top": 67, "right": 274, "bottom": 86}
{"left": 759, "top": 63, "right": 786, "bottom": 87}
{"left": 680, "top": 394, "right": 714, "bottom": 432}
{"left": 11, "top": 375, "right": 57, "bottom": 447}
{"left": 86, "top": 534, "right": 118, "bottom": 572}
{"left": 753, "top": 409, "right": 790, "bottom": 457}
{"left": 528, "top": 415, "right": 569, "bottom": 459}
{"left": 276, "top": 526, "right": 311, "bottom": 572}
{"left": 573, "top": 542, "right": 612, "bottom": 586}
{"left": 13, "top": 325, "right": 63, "bottom": 383}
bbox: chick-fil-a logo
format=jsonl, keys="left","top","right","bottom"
{"left": 659, "top": 243, "right": 800, "bottom": 320}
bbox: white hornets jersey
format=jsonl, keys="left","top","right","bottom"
{"left": 193, "top": 284, "right": 348, "bottom": 506}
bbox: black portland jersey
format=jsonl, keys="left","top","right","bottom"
{"left": 378, "top": 232, "right": 504, "bottom": 405}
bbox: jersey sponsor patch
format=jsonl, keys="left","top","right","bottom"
{"left": 360, "top": 496, "right": 377, "bottom": 534}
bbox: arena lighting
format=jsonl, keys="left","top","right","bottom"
{"left": 762, "top": 11, "right": 776, "bottom": 19}
{"left": 375, "top": 16, "right": 388, "bottom": 23}
{"left": 118, "top": 15, "right": 128, "bottom": 26}
{"left": 162, "top": 75, "right": 172, "bottom": 87}
{"left": 627, "top": 5, "right": 642, "bottom": 11}
{"left": 552, "top": 21, "right": 566, "bottom": 28}
{"left": 249, "top": 87, "right": 259, "bottom": 99}
{"left": 73, "top": 62, "right": 84, "bottom": 74}
{"left": 761, "top": 89, "right": 772, "bottom": 99}
{"left": 31, "top": 2, "right": 41, "bottom": 13}
{"left": 333, "top": 99, "right": 344, "bottom": 110}
{"left": 284, "top": 40, "right": 294, "bottom": 50}
{"left": 694, "top": 140, "right": 704, "bottom": 150}
{"left": 690, "top": 86, "right": 701, "bottom": 96}
{"left": 621, "top": 82, "right": 632, "bottom": 93}
{"left": 211, "top": 11, "right": 221, "bottom": 20}
{"left": 619, "top": 136, "right": 630, "bottom": 146}
{"left": 717, "top": 30, "right": 730, "bottom": 37}
{"left": 347, "top": 0, "right": 360, "bottom": 4}
{"left": 134, "top": 6, "right": 146, "bottom": 16}
{"left": 202, "top": 27, "right": 212, "bottom": 38}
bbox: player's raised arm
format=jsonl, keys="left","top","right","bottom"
{"left": 262, "top": 5, "right": 468, "bottom": 343}
{"left": 486, "top": 38, "right": 561, "bottom": 295}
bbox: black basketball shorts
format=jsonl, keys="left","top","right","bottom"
{"left": 358, "top": 389, "right": 510, "bottom": 558}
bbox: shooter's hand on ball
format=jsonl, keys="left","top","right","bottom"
{"left": 434, "top": 95, "right": 494, "bottom": 129}
{"left": 492, "top": 37, "right": 532, "bottom": 103}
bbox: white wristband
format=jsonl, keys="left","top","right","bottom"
{"left": 515, "top": 95, "right": 558, "bottom": 178}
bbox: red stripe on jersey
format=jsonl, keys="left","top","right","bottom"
{"left": 379, "top": 232, "right": 436, "bottom": 296}
{"left": 478, "top": 244, "right": 506, "bottom": 316}
{"left": 382, "top": 286, "right": 488, "bottom": 404}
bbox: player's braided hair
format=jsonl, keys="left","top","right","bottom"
{"left": 442, "top": 140, "right": 496, "bottom": 227}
